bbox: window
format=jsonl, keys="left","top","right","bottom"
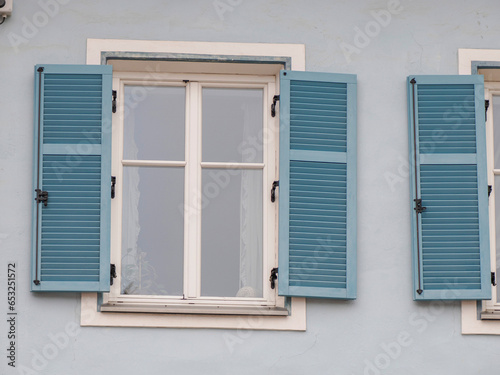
{"left": 103, "top": 65, "right": 284, "bottom": 313}
{"left": 31, "top": 39, "right": 357, "bottom": 330}
{"left": 456, "top": 49, "right": 500, "bottom": 335}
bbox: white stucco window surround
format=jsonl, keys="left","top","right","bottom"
{"left": 459, "top": 48, "right": 500, "bottom": 335}
{"left": 82, "top": 39, "right": 306, "bottom": 330}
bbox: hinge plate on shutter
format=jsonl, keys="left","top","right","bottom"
{"left": 110, "top": 264, "right": 117, "bottom": 285}
{"left": 492, "top": 272, "right": 497, "bottom": 286}
{"left": 486, "top": 100, "right": 490, "bottom": 121}
{"left": 35, "top": 189, "right": 48, "bottom": 206}
{"left": 112, "top": 90, "right": 117, "bottom": 113}
{"left": 271, "top": 95, "right": 280, "bottom": 117}
{"left": 414, "top": 198, "right": 426, "bottom": 214}
{"left": 271, "top": 180, "right": 279, "bottom": 202}
{"left": 489, "top": 185, "right": 493, "bottom": 198}
{"left": 269, "top": 268, "right": 278, "bottom": 289}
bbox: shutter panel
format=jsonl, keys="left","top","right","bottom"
{"left": 408, "top": 75, "right": 491, "bottom": 300}
{"left": 278, "top": 71, "right": 357, "bottom": 299}
{"left": 31, "top": 64, "right": 112, "bottom": 292}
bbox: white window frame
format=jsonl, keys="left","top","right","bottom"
{"left": 81, "top": 39, "right": 306, "bottom": 330}
{"left": 459, "top": 48, "right": 500, "bottom": 334}
{"left": 105, "top": 71, "right": 280, "bottom": 310}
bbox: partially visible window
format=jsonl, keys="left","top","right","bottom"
{"left": 482, "top": 81, "right": 500, "bottom": 317}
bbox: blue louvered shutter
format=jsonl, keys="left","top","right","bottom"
{"left": 31, "top": 64, "right": 112, "bottom": 292}
{"left": 408, "top": 75, "right": 490, "bottom": 300}
{"left": 278, "top": 71, "right": 357, "bottom": 299}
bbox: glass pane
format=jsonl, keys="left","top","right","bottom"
{"left": 121, "top": 167, "right": 184, "bottom": 296}
{"left": 493, "top": 96, "right": 500, "bottom": 168}
{"left": 123, "top": 86, "right": 185, "bottom": 161}
{"left": 201, "top": 169, "right": 263, "bottom": 297}
{"left": 202, "top": 88, "right": 263, "bottom": 163}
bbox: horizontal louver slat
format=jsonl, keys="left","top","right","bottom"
{"left": 417, "top": 83, "right": 476, "bottom": 154}
{"left": 288, "top": 160, "right": 347, "bottom": 289}
{"left": 40, "top": 155, "right": 101, "bottom": 282}
{"left": 43, "top": 73, "right": 103, "bottom": 145}
{"left": 420, "top": 164, "right": 480, "bottom": 290}
{"left": 290, "top": 80, "right": 347, "bottom": 153}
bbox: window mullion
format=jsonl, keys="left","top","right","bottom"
{"left": 185, "top": 81, "right": 201, "bottom": 299}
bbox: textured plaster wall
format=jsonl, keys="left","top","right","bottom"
{"left": 1, "top": 0, "right": 500, "bottom": 374}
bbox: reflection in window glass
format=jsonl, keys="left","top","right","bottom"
{"left": 201, "top": 169, "right": 263, "bottom": 298}
{"left": 121, "top": 167, "right": 184, "bottom": 296}
{"left": 123, "top": 86, "right": 185, "bottom": 161}
{"left": 202, "top": 88, "right": 263, "bottom": 163}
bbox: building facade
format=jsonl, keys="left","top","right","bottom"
{"left": 2, "top": 0, "right": 500, "bottom": 374}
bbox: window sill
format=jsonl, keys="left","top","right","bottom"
{"left": 100, "top": 303, "right": 290, "bottom": 316}
{"left": 480, "top": 311, "right": 500, "bottom": 320}
{"left": 462, "top": 300, "right": 500, "bottom": 335}
{"left": 81, "top": 293, "right": 306, "bottom": 330}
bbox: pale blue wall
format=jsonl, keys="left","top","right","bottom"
{"left": 1, "top": 0, "right": 500, "bottom": 374}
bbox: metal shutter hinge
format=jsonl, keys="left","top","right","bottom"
{"left": 110, "top": 264, "right": 117, "bottom": 285}
{"left": 269, "top": 268, "right": 278, "bottom": 289}
{"left": 485, "top": 100, "right": 490, "bottom": 121}
{"left": 112, "top": 90, "right": 117, "bottom": 113}
{"left": 492, "top": 272, "right": 497, "bottom": 286}
{"left": 35, "top": 189, "right": 48, "bottom": 207}
{"left": 271, "top": 95, "right": 280, "bottom": 117}
{"left": 489, "top": 185, "right": 492, "bottom": 198}
{"left": 271, "top": 180, "right": 279, "bottom": 202}
{"left": 414, "top": 198, "right": 426, "bottom": 214}
{"left": 111, "top": 176, "right": 116, "bottom": 199}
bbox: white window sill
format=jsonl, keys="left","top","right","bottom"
{"left": 461, "top": 301, "right": 500, "bottom": 335}
{"left": 81, "top": 293, "right": 306, "bottom": 330}
{"left": 480, "top": 311, "right": 500, "bottom": 320}
{"left": 100, "top": 303, "right": 290, "bottom": 316}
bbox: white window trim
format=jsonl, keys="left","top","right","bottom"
{"left": 81, "top": 38, "right": 306, "bottom": 330}
{"left": 459, "top": 48, "right": 500, "bottom": 334}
